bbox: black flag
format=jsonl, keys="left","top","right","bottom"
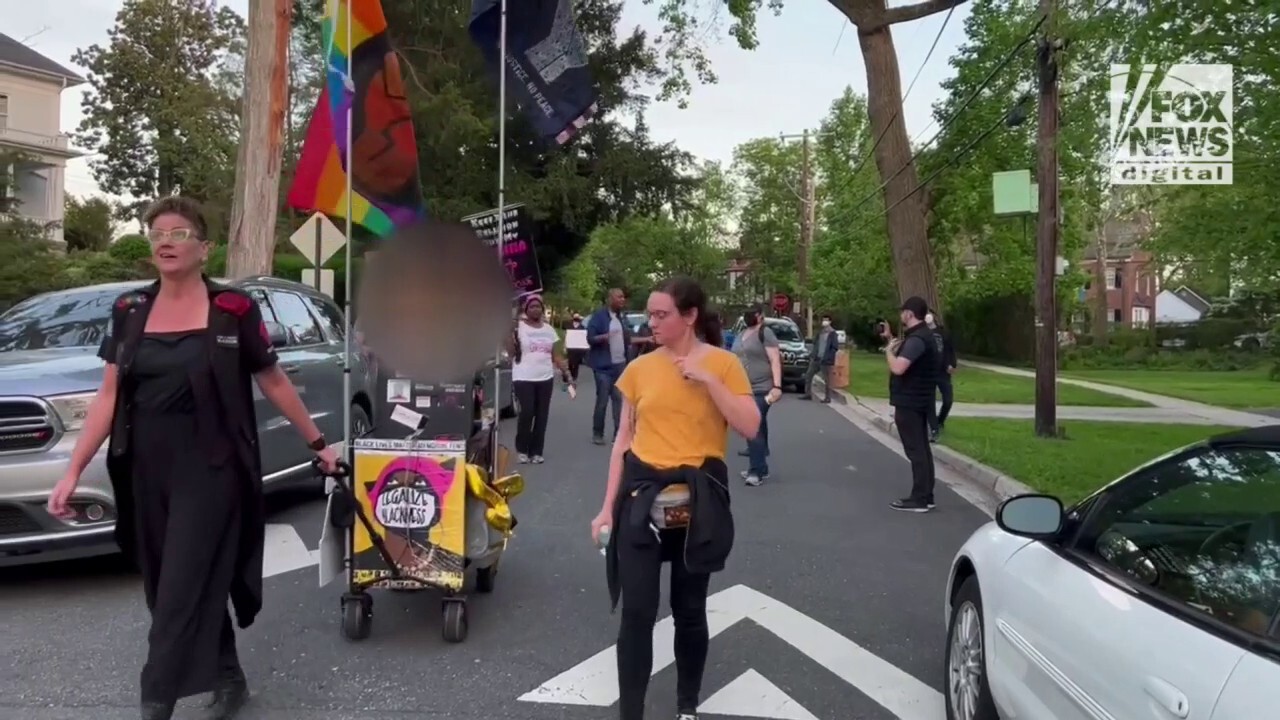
{"left": 468, "top": 0, "right": 599, "bottom": 146}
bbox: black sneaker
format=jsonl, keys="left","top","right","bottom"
{"left": 927, "top": 497, "right": 937, "bottom": 509}
{"left": 890, "top": 498, "right": 931, "bottom": 513}
{"left": 738, "top": 449, "right": 750, "bottom": 457}
{"left": 928, "top": 428, "right": 939, "bottom": 443}
{"left": 592, "top": 435, "right": 606, "bottom": 446}
{"left": 676, "top": 713, "right": 700, "bottom": 720}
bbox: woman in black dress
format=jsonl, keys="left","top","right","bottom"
{"left": 46, "top": 197, "right": 339, "bottom": 720}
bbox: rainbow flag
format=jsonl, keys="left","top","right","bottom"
{"left": 286, "top": 0, "right": 425, "bottom": 237}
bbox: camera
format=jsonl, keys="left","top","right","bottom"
{"left": 873, "top": 319, "right": 888, "bottom": 335}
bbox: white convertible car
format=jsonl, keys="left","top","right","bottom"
{"left": 943, "top": 425, "right": 1279, "bottom": 720}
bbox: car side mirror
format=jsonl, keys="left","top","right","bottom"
{"left": 996, "top": 494, "right": 1065, "bottom": 539}
{"left": 263, "top": 321, "right": 290, "bottom": 348}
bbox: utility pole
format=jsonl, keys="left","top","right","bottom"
{"left": 797, "top": 129, "right": 815, "bottom": 337}
{"left": 1033, "top": 0, "right": 1061, "bottom": 437}
{"left": 228, "top": 0, "right": 292, "bottom": 279}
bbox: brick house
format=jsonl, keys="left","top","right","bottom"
{"left": 1078, "top": 214, "right": 1159, "bottom": 329}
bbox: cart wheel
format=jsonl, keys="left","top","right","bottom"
{"left": 475, "top": 565, "right": 496, "bottom": 594}
{"left": 442, "top": 600, "right": 468, "bottom": 643}
{"left": 341, "top": 592, "right": 372, "bottom": 641}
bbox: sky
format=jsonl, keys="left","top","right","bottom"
{"left": 7, "top": 0, "right": 971, "bottom": 203}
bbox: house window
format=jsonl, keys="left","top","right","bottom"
{"left": 1112, "top": 308, "right": 1122, "bottom": 323}
{"left": 1132, "top": 307, "right": 1150, "bottom": 328}
{"left": 1106, "top": 266, "right": 1123, "bottom": 289}
{"left": 0, "top": 94, "right": 6, "bottom": 130}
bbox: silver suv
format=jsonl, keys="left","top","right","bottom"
{"left": 0, "top": 276, "right": 376, "bottom": 565}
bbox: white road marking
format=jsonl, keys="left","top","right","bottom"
{"left": 518, "top": 584, "right": 944, "bottom": 720}
{"left": 262, "top": 523, "right": 318, "bottom": 579}
{"left": 699, "top": 669, "right": 819, "bottom": 720}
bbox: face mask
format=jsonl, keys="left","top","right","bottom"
{"left": 821, "top": 320, "right": 831, "bottom": 328}
{"left": 744, "top": 312, "right": 760, "bottom": 327}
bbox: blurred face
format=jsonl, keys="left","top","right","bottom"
{"left": 646, "top": 291, "right": 693, "bottom": 346}
{"left": 147, "top": 212, "right": 207, "bottom": 276}
{"left": 525, "top": 300, "right": 544, "bottom": 321}
{"left": 899, "top": 309, "right": 912, "bottom": 327}
{"left": 821, "top": 316, "right": 832, "bottom": 327}
{"left": 608, "top": 289, "right": 626, "bottom": 311}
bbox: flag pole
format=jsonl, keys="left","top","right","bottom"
{"left": 491, "top": 0, "right": 507, "bottom": 476}
{"left": 342, "top": 0, "right": 354, "bottom": 458}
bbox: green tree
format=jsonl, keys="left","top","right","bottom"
{"left": 575, "top": 215, "right": 727, "bottom": 301}
{"left": 731, "top": 137, "right": 802, "bottom": 301}
{"left": 73, "top": 0, "right": 245, "bottom": 225}
{"left": 809, "top": 87, "right": 893, "bottom": 321}
{"left": 63, "top": 195, "right": 116, "bottom": 252}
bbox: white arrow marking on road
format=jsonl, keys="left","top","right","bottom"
{"left": 518, "top": 584, "right": 943, "bottom": 720}
{"left": 262, "top": 523, "right": 320, "bottom": 579}
{"left": 699, "top": 669, "right": 818, "bottom": 720}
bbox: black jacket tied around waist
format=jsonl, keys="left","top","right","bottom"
{"left": 606, "top": 452, "right": 734, "bottom": 611}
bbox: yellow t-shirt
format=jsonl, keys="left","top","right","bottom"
{"left": 615, "top": 347, "right": 753, "bottom": 469}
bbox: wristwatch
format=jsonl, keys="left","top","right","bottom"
{"left": 307, "top": 435, "right": 328, "bottom": 452}
{"left": 771, "top": 385, "right": 782, "bottom": 392}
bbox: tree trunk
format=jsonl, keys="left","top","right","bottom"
{"left": 227, "top": 0, "right": 292, "bottom": 279}
{"left": 1092, "top": 237, "right": 1109, "bottom": 344}
{"left": 857, "top": 24, "right": 940, "bottom": 314}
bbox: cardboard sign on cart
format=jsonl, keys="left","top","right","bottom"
{"left": 348, "top": 437, "right": 468, "bottom": 592}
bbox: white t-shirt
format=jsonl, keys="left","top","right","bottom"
{"left": 512, "top": 321, "right": 559, "bottom": 382}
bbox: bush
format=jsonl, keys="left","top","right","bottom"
{"left": 1060, "top": 346, "right": 1261, "bottom": 371}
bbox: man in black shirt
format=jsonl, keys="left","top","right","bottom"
{"left": 925, "top": 311, "right": 956, "bottom": 442}
{"left": 881, "top": 296, "right": 940, "bottom": 512}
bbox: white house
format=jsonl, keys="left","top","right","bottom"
{"left": 0, "top": 32, "right": 85, "bottom": 248}
{"left": 1155, "top": 285, "right": 1212, "bottom": 324}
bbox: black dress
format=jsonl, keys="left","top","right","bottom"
{"left": 128, "top": 331, "right": 245, "bottom": 702}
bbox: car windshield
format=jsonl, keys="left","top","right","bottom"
{"left": 0, "top": 286, "right": 127, "bottom": 352}
{"left": 624, "top": 313, "right": 646, "bottom": 331}
{"left": 766, "top": 321, "right": 802, "bottom": 342}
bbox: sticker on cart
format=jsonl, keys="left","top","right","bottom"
{"left": 389, "top": 404, "right": 424, "bottom": 430}
{"left": 414, "top": 395, "right": 432, "bottom": 409}
{"left": 386, "top": 378, "right": 412, "bottom": 404}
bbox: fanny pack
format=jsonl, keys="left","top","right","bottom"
{"left": 650, "top": 483, "right": 691, "bottom": 529}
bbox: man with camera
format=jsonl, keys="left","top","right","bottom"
{"left": 879, "top": 296, "right": 940, "bottom": 513}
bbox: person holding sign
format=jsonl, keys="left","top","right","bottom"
{"left": 509, "top": 295, "right": 572, "bottom": 464}
{"left": 564, "top": 313, "right": 588, "bottom": 382}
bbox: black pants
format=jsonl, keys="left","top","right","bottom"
{"left": 927, "top": 374, "right": 954, "bottom": 432}
{"left": 894, "top": 405, "right": 936, "bottom": 503}
{"left": 617, "top": 527, "right": 711, "bottom": 719}
{"left": 567, "top": 350, "right": 585, "bottom": 381}
{"left": 513, "top": 378, "right": 554, "bottom": 456}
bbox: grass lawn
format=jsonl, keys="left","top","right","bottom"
{"left": 1062, "top": 367, "right": 1280, "bottom": 409}
{"left": 938, "top": 419, "right": 1241, "bottom": 503}
{"left": 845, "top": 356, "right": 1150, "bottom": 407}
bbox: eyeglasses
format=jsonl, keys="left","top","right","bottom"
{"left": 147, "top": 228, "right": 200, "bottom": 244}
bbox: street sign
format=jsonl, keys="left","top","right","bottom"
{"left": 289, "top": 212, "right": 346, "bottom": 267}
{"left": 518, "top": 584, "right": 943, "bottom": 719}
{"left": 772, "top": 293, "right": 790, "bottom": 314}
{"left": 301, "top": 268, "right": 335, "bottom": 298}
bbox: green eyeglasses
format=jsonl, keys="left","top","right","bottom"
{"left": 147, "top": 228, "right": 201, "bottom": 244}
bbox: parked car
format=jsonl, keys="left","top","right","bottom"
{"left": 728, "top": 316, "right": 811, "bottom": 392}
{"left": 942, "top": 425, "right": 1280, "bottom": 720}
{"left": 0, "top": 277, "right": 377, "bottom": 565}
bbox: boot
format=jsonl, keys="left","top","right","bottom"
{"left": 201, "top": 677, "right": 249, "bottom": 720}
{"left": 140, "top": 700, "right": 175, "bottom": 720}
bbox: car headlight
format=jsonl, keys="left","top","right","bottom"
{"left": 48, "top": 392, "right": 97, "bottom": 432}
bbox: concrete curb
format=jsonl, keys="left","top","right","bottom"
{"left": 813, "top": 376, "right": 1035, "bottom": 502}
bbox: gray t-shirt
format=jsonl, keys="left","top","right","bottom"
{"left": 608, "top": 314, "right": 627, "bottom": 365}
{"left": 734, "top": 326, "right": 779, "bottom": 393}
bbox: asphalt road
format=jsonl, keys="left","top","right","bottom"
{"left": 0, "top": 373, "right": 991, "bottom": 720}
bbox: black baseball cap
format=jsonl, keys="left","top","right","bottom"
{"left": 900, "top": 296, "right": 929, "bottom": 320}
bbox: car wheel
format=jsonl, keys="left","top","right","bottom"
{"left": 945, "top": 576, "right": 999, "bottom": 720}
{"left": 350, "top": 403, "right": 372, "bottom": 439}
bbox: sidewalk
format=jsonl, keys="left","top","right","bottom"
{"left": 961, "top": 360, "right": 1274, "bottom": 428}
{"left": 844, "top": 397, "right": 1260, "bottom": 426}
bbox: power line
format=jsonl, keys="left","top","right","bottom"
{"left": 840, "top": 94, "right": 1033, "bottom": 239}
{"left": 834, "top": 1, "right": 963, "bottom": 195}
{"left": 821, "top": 10, "right": 1047, "bottom": 231}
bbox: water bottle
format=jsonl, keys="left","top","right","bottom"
{"left": 597, "top": 526, "right": 611, "bottom": 556}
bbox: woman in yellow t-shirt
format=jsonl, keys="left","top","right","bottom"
{"left": 589, "top": 276, "right": 759, "bottom": 720}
